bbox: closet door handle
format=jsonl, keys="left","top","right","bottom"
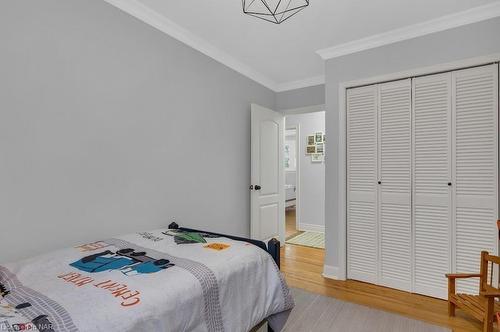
{"left": 378, "top": 181, "right": 382, "bottom": 185}
{"left": 448, "top": 182, "right": 452, "bottom": 186}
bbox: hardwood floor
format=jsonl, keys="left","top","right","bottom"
{"left": 281, "top": 244, "right": 484, "bottom": 332}
{"left": 285, "top": 208, "right": 302, "bottom": 239}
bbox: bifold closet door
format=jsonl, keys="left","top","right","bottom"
{"left": 347, "top": 85, "right": 378, "bottom": 284}
{"left": 347, "top": 64, "right": 498, "bottom": 298}
{"left": 412, "top": 73, "right": 452, "bottom": 299}
{"left": 378, "top": 79, "right": 412, "bottom": 291}
{"left": 453, "top": 64, "right": 499, "bottom": 294}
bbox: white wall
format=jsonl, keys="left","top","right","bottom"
{"left": 285, "top": 112, "right": 325, "bottom": 232}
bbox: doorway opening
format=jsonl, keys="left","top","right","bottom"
{"left": 284, "top": 110, "right": 325, "bottom": 250}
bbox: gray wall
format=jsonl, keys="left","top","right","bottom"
{"left": 324, "top": 17, "right": 500, "bottom": 269}
{"left": 276, "top": 84, "right": 325, "bottom": 111}
{"left": 0, "top": 0, "right": 275, "bottom": 263}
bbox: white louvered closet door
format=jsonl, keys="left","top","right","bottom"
{"left": 412, "top": 73, "right": 452, "bottom": 299}
{"left": 378, "top": 79, "right": 412, "bottom": 291}
{"left": 453, "top": 64, "right": 499, "bottom": 294}
{"left": 347, "top": 85, "right": 378, "bottom": 284}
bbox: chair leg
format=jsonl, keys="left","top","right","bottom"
{"left": 483, "top": 319, "right": 493, "bottom": 332}
{"left": 483, "top": 298, "right": 494, "bottom": 332}
{"left": 447, "top": 278, "right": 456, "bottom": 317}
{"left": 448, "top": 301, "right": 456, "bottom": 317}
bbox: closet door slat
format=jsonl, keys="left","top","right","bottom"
{"left": 412, "top": 72, "right": 452, "bottom": 299}
{"left": 453, "top": 64, "right": 498, "bottom": 294}
{"left": 378, "top": 79, "right": 412, "bottom": 291}
{"left": 347, "top": 85, "right": 378, "bottom": 284}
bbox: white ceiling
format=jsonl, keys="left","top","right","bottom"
{"left": 112, "top": 0, "right": 500, "bottom": 91}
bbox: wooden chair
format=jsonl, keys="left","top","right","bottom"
{"left": 446, "top": 251, "right": 500, "bottom": 332}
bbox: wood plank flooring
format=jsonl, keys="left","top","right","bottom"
{"left": 281, "top": 244, "right": 484, "bottom": 332}
{"left": 285, "top": 208, "right": 301, "bottom": 239}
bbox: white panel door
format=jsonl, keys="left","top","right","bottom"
{"left": 412, "top": 73, "right": 452, "bottom": 299}
{"left": 378, "top": 79, "right": 412, "bottom": 291}
{"left": 347, "top": 85, "right": 379, "bottom": 284}
{"left": 250, "top": 104, "right": 285, "bottom": 244}
{"left": 453, "top": 64, "right": 499, "bottom": 294}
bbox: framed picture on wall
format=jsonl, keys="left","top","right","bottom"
{"left": 311, "top": 154, "right": 323, "bottom": 162}
{"left": 316, "top": 143, "right": 324, "bottom": 154}
{"left": 306, "top": 145, "right": 316, "bottom": 154}
{"left": 315, "top": 132, "right": 323, "bottom": 143}
{"left": 307, "top": 135, "right": 315, "bottom": 145}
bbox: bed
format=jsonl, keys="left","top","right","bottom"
{"left": 0, "top": 222, "right": 294, "bottom": 332}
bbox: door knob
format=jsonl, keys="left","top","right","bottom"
{"left": 254, "top": 185, "right": 262, "bottom": 190}
{"left": 378, "top": 181, "right": 382, "bottom": 185}
{"left": 448, "top": 182, "right": 452, "bottom": 186}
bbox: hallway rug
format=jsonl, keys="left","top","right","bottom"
{"left": 283, "top": 288, "right": 450, "bottom": 332}
{"left": 286, "top": 231, "right": 324, "bottom": 249}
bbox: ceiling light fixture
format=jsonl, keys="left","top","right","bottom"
{"left": 243, "top": 0, "right": 309, "bottom": 24}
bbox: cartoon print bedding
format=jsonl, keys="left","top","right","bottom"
{"left": 0, "top": 229, "right": 294, "bottom": 332}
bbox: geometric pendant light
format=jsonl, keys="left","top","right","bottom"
{"left": 243, "top": 0, "right": 309, "bottom": 24}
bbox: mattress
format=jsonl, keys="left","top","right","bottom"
{"left": 0, "top": 228, "right": 294, "bottom": 332}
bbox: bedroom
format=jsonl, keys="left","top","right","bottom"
{"left": 1, "top": 0, "right": 500, "bottom": 331}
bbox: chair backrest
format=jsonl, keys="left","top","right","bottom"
{"left": 480, "top": 251, "right": 500, "bottom": 294}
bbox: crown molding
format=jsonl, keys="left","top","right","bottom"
{"left": 103, "top": 0, "right": 280, "bottom": 91}
{"left": 275, "top": 75, "right": 325, "bottom": 92}
{"left": 104, "top": 1, "right": 499, "bottom": 92}
{"left": 104, "top": 0, "right": 325, "bottom": 92}
{"left": 317, "top": 2, "right": 500, "bottom": 60}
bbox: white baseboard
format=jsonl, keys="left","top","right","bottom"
{"left": 297, "top": 223, "right": 325, "bottom": 233}
{"left": 322, "top": 265, "right": 339, "bottom": 280}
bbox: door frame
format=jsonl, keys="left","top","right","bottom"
{"left": 285, "top": 124, "right": 301, "bottom": 232}
{"left": 336, "top": 53, "right": 500, "bottom": 281}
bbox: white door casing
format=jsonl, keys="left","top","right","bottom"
{"left": 250, "top": 104, "right": 285, "bottom": 244}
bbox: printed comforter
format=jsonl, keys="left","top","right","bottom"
{"left": 0, "top": 228, "right": 294, "bottom": 332}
